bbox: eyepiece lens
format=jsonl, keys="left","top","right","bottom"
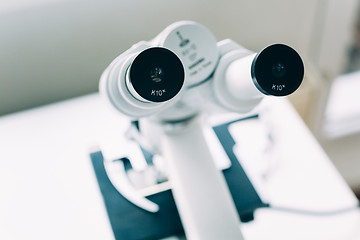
{"left": 272, "top": 63, "right": 286, "bottom": 78}
{"left": 251, "top": 44, "right": 304, "bottom": 96}
{"left": 129, "top": 47, "right": 185, "bottom": 102}
{"left": 150, "top": 67, "right": 165, "bottom": 83}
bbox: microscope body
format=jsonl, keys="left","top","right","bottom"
{"left": 99, "top": 21, "right": 304, "bottom": 240}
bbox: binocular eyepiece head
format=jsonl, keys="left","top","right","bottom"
{"left": 100, "top": 22, "right": 305, "bottom": 118}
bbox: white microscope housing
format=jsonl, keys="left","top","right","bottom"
{"left": 99, "top": 21, "right": 304, "bottom": 240}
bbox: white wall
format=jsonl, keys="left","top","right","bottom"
{"left": 0, "top": 0, "right": 320, "bottom": 115}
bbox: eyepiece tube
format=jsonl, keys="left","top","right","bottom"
{"left": 126, "top": 47, "right": 185, "bottom": 103}
{"left": 99, "top": 46, "right": 185, "bottom": 118}
{"left": 213, "top": 43, "right": 304, "bottom": 113}
{"left": 225, "top": 44, "right": 304, "bottom": 101}
{"left": 251, "top": 44, "right": 304, "bottom": 96}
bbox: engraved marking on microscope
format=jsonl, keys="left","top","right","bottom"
{"left": 176, "top": 31, "right": 190, "bottom": 47}
{"left": 189, "top": 53, "right": 197, "bottom": 61}
{"left": 151, "top": 89, "right": 166, "bottom": 96}
{"left": 272, "top": 84, "right": 286, "bottom": 91}
{"left": 182, "top": 44, "right": 197, "bottom": 56}
{"left": 189, "top": 58, "right": 205, "bottom": 70}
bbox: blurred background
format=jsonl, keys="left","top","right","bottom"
{"left": 1, "top": 0, "right": 360, "bottom": 196}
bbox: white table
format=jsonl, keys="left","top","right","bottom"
{"left": 1, "top": 93, "right": 359, "bottom": 240}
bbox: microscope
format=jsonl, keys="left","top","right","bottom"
{"left": 93, "top": 21, "right": 304, "bottom": 240}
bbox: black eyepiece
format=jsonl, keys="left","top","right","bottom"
{"left": 129, "top": 47, "right": 185, "bottom": 102}
{"left": 251, "top": 44, "right": 304, "bottom": 96}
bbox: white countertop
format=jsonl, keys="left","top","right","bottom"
{"left": 1, "top": 93, "right": 359, "bottom": 240}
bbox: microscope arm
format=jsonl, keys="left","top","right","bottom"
{"left": 161, "top": 118, "right": 245, "bottom": 240}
